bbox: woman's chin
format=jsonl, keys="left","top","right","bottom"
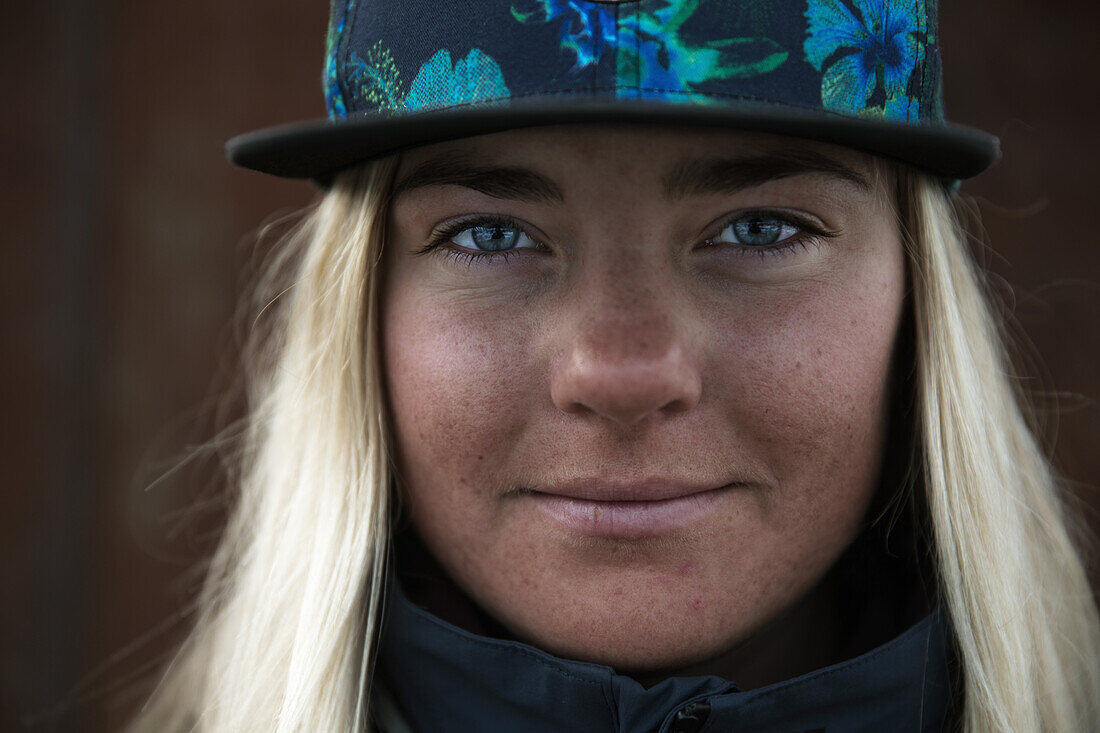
{"left": 427, "top": 503, "right": 855, "bottom": 677}
{"left": 481, "top": 576, "right": 790, "bottom": 675}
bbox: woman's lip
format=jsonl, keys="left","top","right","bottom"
{"left": 528, "top": 485, "right": 735, "bottom": 537}
{"left": 535, "top": 478, "right": 734, "bottom": 502}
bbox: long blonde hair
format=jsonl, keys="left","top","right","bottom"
{"left": 131, "top": 153, "right": 1100, "bottom": 731}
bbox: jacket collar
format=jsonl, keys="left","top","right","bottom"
{"left": 378, "top": 577, "right": 952, "bottom": 733}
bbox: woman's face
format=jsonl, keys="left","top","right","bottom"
{"left": 381, "top": 124, "right": 906, "bottom": 672}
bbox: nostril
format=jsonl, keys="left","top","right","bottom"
{"left": 660, "top": 390, "right": 699, "bottom": 416}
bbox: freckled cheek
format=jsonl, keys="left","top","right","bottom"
{"left": 715, "top": 282, "right": 903, "bottom": 501}
{"left": 382, "top": 294, "right": 539, "bottom": 515}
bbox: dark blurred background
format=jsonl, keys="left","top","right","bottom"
{"left": 3, "top": 2, "right": 1098, "bottom": 730}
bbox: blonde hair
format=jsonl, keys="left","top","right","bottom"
{"left": 131, "top": 154, "right": 1100, "bottom": 732}
{"left": 900, "top": 173, "right": 1100, "bottom": 730}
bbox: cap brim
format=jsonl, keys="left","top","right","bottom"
{"left": 226, "top": 98, "right": 1000, "bottom": 184}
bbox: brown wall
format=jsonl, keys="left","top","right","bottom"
{"left": 4, "top": 2, "right": 1098, "bottom": 730}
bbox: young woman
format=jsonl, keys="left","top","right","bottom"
{"left": 133, "top": 1, "right": 1100, "bottom": 730}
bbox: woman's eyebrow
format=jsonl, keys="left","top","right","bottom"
{"left": 390, "top": 149, "right": 869, "bottom": 205}
{"left": 391, "top": 154, "right": 566, "bottom": 205}
{"left": 661, "top": 150, "right": 871, "bottom": 199}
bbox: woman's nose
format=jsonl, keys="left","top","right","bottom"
{"left": 549, "top": 305, "right": 702, "bottom": 425}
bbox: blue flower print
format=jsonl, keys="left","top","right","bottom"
{"left": 342, "top": 46, "right": 510, "bottom": 115}
{"left": 804, "top": 0, "right": 925, "bottom": 120}
{"left": 324, "top": 2, "right": 354, "bottom": 118}
{"left": 513, "top": 0, "right": 788, "bottom": 103}
{"left": 617, "top": 3, "right": 787, "bottom": 102}
{"left": 404, "top": 49, "right": 511, "bottom": 111}
{"left": 511, "top": 0, "right": 616, "bottom": 71}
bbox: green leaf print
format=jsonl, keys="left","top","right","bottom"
{"left": 707, "top": 38, "right": 789, "bottom": 78}
{"left": 346, "top": 41, "right": 403, "bottom": 112}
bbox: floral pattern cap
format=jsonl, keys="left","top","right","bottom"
{"left": 227, "top": 0, "right": 998, "bottom": 181}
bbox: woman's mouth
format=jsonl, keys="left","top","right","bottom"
{"left": 526, "top": 480, "right": 737, "bottom": 537}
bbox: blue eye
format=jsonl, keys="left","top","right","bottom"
{"left": 451, "top": 222, "right": 538, "bottom": 252}
{"left": 715, "top": 215, "right": 800, "bottom": 247}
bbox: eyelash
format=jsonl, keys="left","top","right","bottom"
{"left": 419, "top": 211, "right": 835, "bottom": 266}
{"left": 702, "top": 209, "right": 836, "bottom": 259}
{"left": 419, "top": 214, "right": 541, "bottom": 267}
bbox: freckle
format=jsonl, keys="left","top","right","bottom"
{"left": 477, "top": 454, "right": 484, "bottom": 461}
{"left": 794, "top": 361, "right": 802, "bottom": 370}
{"left": 690, "top": 593, "right": 706, "bottom": 611}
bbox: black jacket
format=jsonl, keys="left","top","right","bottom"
{"left": 374, "top": 577, "right": 952, "bottom": 732}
